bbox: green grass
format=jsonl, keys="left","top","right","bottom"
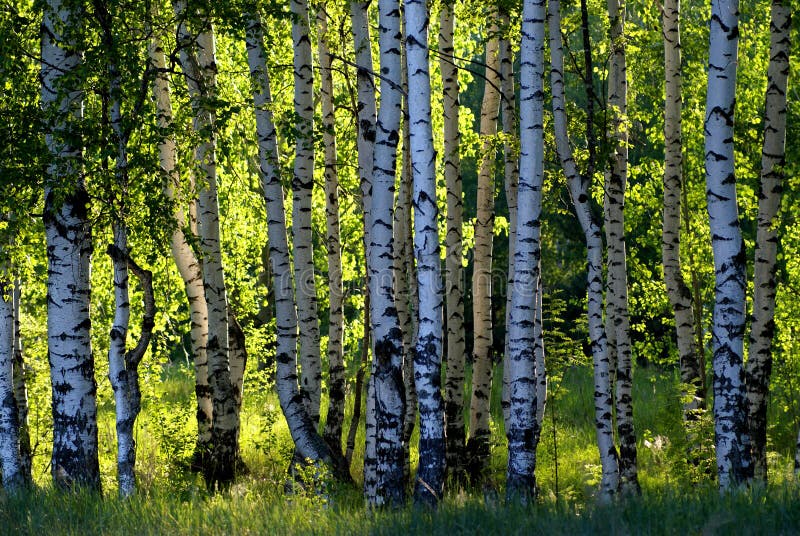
{"left": 5, "top": 362, "right": 800, "bottom": 534}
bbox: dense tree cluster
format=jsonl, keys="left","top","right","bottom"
{"left": 0, "top": 0, "right": 797, "bottom": 507}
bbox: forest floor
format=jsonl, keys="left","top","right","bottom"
{"left": 3, "top": 363, "right": 800, "bottom": 535}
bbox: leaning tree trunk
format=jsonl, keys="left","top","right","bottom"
{"left": 290, "top": 0, "right": 323, "bottom": 427}
{"left": 317, "top": 5, "right": 346, "bottom": 459}
{"left": 468, "top": 16, "right": 501, "bottom": 485}
{"left": 12, "top": 281, "right": 31, "bottom": 483}
{"left": 0, "top": 269, "right": 22, "bottom": 492}
{"left": 363, "top": 0, "right": 407, "bottom": 508}
{"left": 605, "top": 0, "right": 639, "bottom": 496}
{"left": 662, "top": 0, "right": 705, "bottom": 424}
{"left": 405, "top": 0, "right": 446, "bottom": 506}
{"left": 244, "top": 12, "right": 334, "bottom": 470}
{"left": 747, "top": 0, "right": 790, "bottom": 484}
{"left": 548, "top": 0, "right": 619, "bottom": 501}
{"left": 439, "top": 0, "right": 466, "bottom": 482}
{"left": 704, "top": 0, "right": 751, "bottom": 490}
{"left": 41, "top": 0, "right": 100, "bottom": 491}
{"left": 174, "top": 2, "right": 239, "bottom": 488}
{"left": 505, "top": 0, "right": 546, "bottom": 505}
{"left": 151, "top": 23, "right": 212, "bottom": 466}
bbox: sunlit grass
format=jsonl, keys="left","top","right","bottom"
{"left": 6, "top": 362, "right": 800, "bottom": 534}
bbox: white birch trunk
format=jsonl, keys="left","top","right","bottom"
{"left": 500, "top": 25, "right": 519, "bottom": 428}
{"left": 548, "top": 0, "right": 619, "bottom": 501}
{"left": 174, "top": 2, "right": 238, "bottom": 486}
{"left": 0, "top": 273, "right": 22, "bottom": 491}
{"left": 41, "top": 0, "right": 100, "bottom": 490}
{"left": 662, "top": 0, "right": 704, "bottom": 422}
{"left": 245, "top": 12, "right": 334, "bottom": 470}
{"left": 317, "top": 6, "right": 346, "bottom": 457}
{"left": 747, "top": 0, "right": 790, "bottom": 483}
{"left": 405, "top": 0, "right": 445, "bottom": 505}
{"left": 606, "top": 0, "right": 639, "bottom": 495}
{"left": 439, "top": 0, "right": 466, "bottom": 479}
{"left": 150, "top": 28, "right": 213, "bottom": 462}
{"left": 704, "top": 0, "right": 750, "bottom": 489}
{"left": 11, "top": 281, "right": 31, "bottom": 483}
{"left": 468, "top": 17, "right": 501, "bottom": 483}
{"left": 505, "top": 0, "right": 545, "bottom": 504}
{"left": 290, "top": 0, "right": 322, "bottom": 426}
{"left": 362, "top": 0, "right": 407, "bottom": 507}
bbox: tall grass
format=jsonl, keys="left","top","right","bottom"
{"left": 4, "top": 362, "right": 800, "bottom": 534}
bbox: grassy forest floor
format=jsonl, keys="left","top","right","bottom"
{"left": 3, "top": 364, "right": 800, "bottom": 534}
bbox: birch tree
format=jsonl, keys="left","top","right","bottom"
{"left": 468, "top": 14, "right": 501, "bottom": 484}
{"left": 244, "top": 9, "right": 334, "bottom": 471}
{"left": 150, "top": 19, "right": 212, "bottom": 466}
{"left": 290, "top": 0, "right": 323, "bottom": 427}
{"left": 41, "top": 0, "right": 100, "bottom": 490}
{"left": 439, "top": 0, "right": 466, "bottom": 480}
{"left": 662, "top": 0, "right": 705, "bottom": 425}
{"left": 548, "top": 0, "right": 619, "bottom": 500}
{"left": 317, "top": 4, "right": 346, "bottom": 458}
{"left": 0, "top": 270, "right": 22, "bottom": 492}
{"left": 704, "top": 0, "right": 751, "bottom": 489}
{"left": 174, "top": 2, "right": 239, "bottom": 487}
{"left": 746, "top": 0, "right": 791, "bottom": 483}
{"left": 363, "top": 0, "right": 407, "bottom": 507}
{"left": 605, "top": 0, "right": 639, "bottom": 495}
{"left": 505, "top": 0, "right": 545, "bottom": 504}
{"left": 12, "top": 282, "right": 31, "bottom": 483}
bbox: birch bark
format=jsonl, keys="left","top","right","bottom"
{"left": 0, "top": 272, "right": 22, "bottom": 491}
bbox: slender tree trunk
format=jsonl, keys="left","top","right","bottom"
{"left": 41, "top": 0, "right": 100, "bottom": 491}
{"left": 468, "top": 16, "right": 501, "bottom": 484}
{"left": 439, "top": 0, "right": 466, "bottom": 482}
{"left": 662, "top": 0, "right": 705, "bottom": 426}
{"left": 362, "top": 0, "right": 407, "bottom": 507}
{"left": 0, "top": 270, "right": 22, "bottom": 492}
{"left": 548, "top": 0, "right": 619, "bottom": 501}
{"left": 150, "top": 25, "right": 212, "bottom": 466}
{"left": 244, "top": 12, "right": 334, "bottom": 471}
{"left": 505, "top": 0, "right": 546, "bottom": 505}
{"left": 345, "top": 286, "right": 369, "bottom": 468}
{"left": 317, "top": 5, "right": 346, "bottom": 458}
{"left": 704, "top": 0, "right": 751, "bottom": 490}
{"left": 605, "top": 0, "right": 639, "bottom": 495}
{"left": 174, "top": 1, "right": 239, "bottom": 488}
{"left": 747, "top": 0, "right": 790, "bottom": 484}
{"left": 12, "top": 281, "right": 31, "bottom": 483}
{"left": 290, "top": 0, "right": 323, "bottom": 427}
{"left": 500, "top": 19, "right": 519, "bottom": 428}
{"left": 405, "top": 0, "right": 445, "bottom": 506}
{"left": 349, "top": 0, "right": 380, "bottom": 497}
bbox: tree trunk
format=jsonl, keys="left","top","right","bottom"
{"left": 548, "top": 0, "right": 619, "bottom": 501}
{"left": 0, "top": 271, "right": 22, "bottom": 492}
{"left": 747, "top": 0, "right": 790, "bottom": 484}
{"left": 174, "top": 2, "right": 239, "bottom": 488}
{"left": 12, "top": 281, "right": 31, "bottom": 483}
{"left": 662, "top": 0, "right": 705, "bottom": 427}
{"left": 605, "top": 0, "right": 639, "bottom": 495}
{"left": 150, "top": 23, "right": 212, "bottom": 466}
{"left": 500, "top": 20, "right": 519, "bottom": 428}
{"left": 317, "top": 5, "right": 346, "bottom": 459}
{"left": 41, "top": 0, "right": 100, "bottom": 491}
{"left": 244, "top": 12, "right": 334, "bottom": 471}
{"left": 363, "top": 0, "right": 407, "bottom": 507}
{"left": 505, "top": 0, "right": 545, "bottom": 504}
{"left": 439, "top": 0, "right": 466, "bottom": 482}
{"left": 290, "top": 0, "right": 323, "bottom": 427}
{"left": 704, "top": 0, "right": 751, "bottom": 490}
{"left": 468, "top": 15, "right": 501, "bottom": 484}
{"left": 405, "top": 0, "right": 446, "bottom": 506}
